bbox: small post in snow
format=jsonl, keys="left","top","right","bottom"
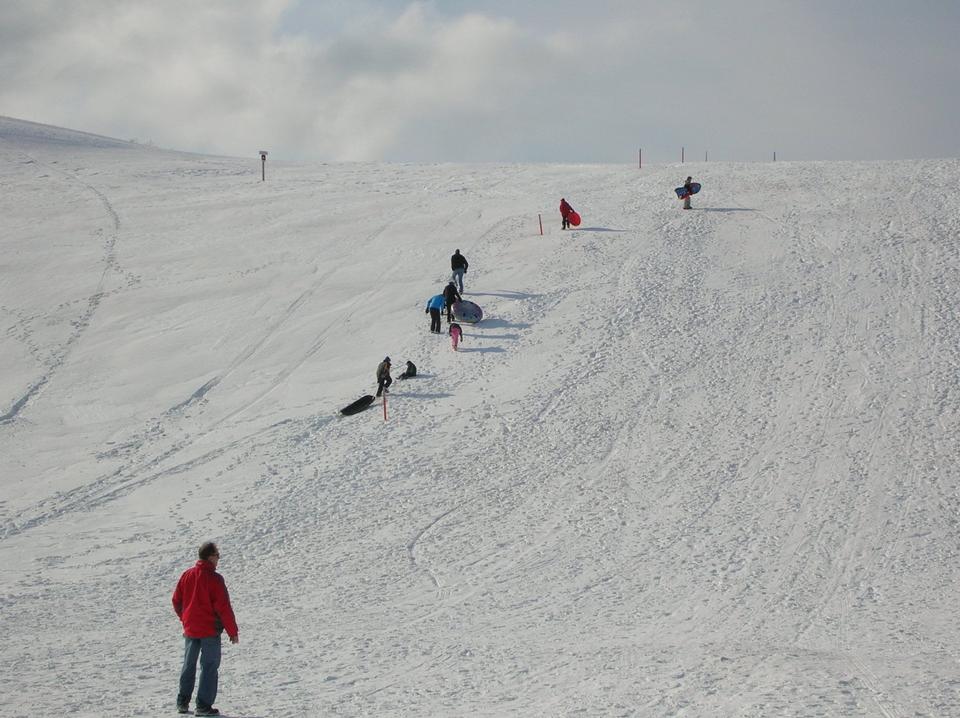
{"left": 773, "top": 151, "right": 777, "bottom": 162}
{"left": 705, "top": 150, "right": 708, "bottom": 162}
{"left": 538, "top": 214, "right": 543, "bottom": 236}
{"left": 638, "top": 148, "right": 642, "bottom": 169}
{"left": 259, "top": 150, "right": 268, "bottom": 181}
{"left": 682, "top": 146, "right": 685, "bottom": 163}
{"left": 383, "top": 392, "right": 388, "bottom": 421}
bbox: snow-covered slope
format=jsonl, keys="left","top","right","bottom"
{"left": 1, "top": 116, "right": 958, "bottom": 717}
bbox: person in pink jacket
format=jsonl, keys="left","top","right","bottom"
{"left": 449, "top": 322, "right": 463, "bottom": 351}
{"left": 172, "top": 541, "right": 239, "bottom": 716}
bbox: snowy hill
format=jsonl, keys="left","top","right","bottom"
{"left": 1, "top": 115, "right": 958, "bottom": 717}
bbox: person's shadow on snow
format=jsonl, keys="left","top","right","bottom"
{"left": 456, "top": 346, "right": 506, "bottom": 354}
{"left": 467, "top": 290, "right": 537, "bottom": 300}
{"left": 393, "top": 391, "right": 455, "bottom": 399}
{"left": 471, "top": 332, "right": 521, "bottom": 341}
{"left": 473, "top": 318, "right": 531, "bottom": 330}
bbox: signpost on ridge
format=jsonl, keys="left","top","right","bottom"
{"left": 259, "top": 150, "right": 268, "bottom": 181}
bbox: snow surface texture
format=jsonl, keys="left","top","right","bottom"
{"left": 1, "top": 115, "right": 959, "bottom": 717}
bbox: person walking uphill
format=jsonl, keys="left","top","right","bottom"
{"left": 442, "top": 281, "right": 461, "bottom": 323}
{"left": 449, "top": 322, "right": 463, "bottom": 351}
{"left": 559, "top": 198, "right": 574, "bottom": 230}
{"left": 450, "top": 249, "right": 469, "bottom": 293}
{"left": 376, "top": 357, "right": 392, "bottom": 397}
{"left": 425, "top": 294, "right": 444, "bottom": 333}
{"left": 173, "top": 541, "right": 239, "bottom": 716}
{"left": 683, "top": 176, "right": 694, "bottom": 210}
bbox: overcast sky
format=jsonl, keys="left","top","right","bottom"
{"left": 2, "top": 0, "right": 958, "bottom": 163}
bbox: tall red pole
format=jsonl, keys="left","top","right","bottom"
{"left": 383, "top": 393, "right": 387, "bottom": 421}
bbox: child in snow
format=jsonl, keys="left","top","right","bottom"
{"left": 399, "top": 360, "right": 417, "bottom": 379}
{"left": 449, "top": 323, "right": 463, "bottom": 351}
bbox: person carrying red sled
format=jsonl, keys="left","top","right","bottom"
{"left": 559, "top": 198, "right": 574, "bottom": 230}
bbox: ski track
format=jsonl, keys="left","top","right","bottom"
{"left": 0, "top": 146, "right": 125, "bottom": 424}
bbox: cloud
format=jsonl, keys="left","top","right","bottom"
{"left": 1, "top": 0, "right": 958, "bottom": 161}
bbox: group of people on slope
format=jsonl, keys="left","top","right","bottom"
{"left": 378, "top": 249, "right": 471, "bottom": 397}
{"left": 425, "top": 248, "right": 469, "bottom": 347}
{"left": 172, "top": 182, "right": 701, "bottom": 713}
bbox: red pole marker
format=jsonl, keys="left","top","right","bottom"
{"left": 383, "top": 392, "right": 388, "bottom": 421}
{"left": 538, "top": 214, "right": 543, "bottom": 236}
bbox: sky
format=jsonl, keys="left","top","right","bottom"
{"left": 1, "top": 0, "right": 959, "bottom": 163}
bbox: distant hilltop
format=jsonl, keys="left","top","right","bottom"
{"left": 0, "top": 115, "right": 147, "bottom": 151}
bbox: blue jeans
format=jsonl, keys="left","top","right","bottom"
{"left": 178, "top": 635, "right": 221, "bottom": 709}
{"left": 452, "top": 268, "right": 465, "bottom": 293}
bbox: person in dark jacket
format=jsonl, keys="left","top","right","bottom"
{"left": 376, "top": 357, "right": 392, "bottom": 397}
{"left": 442, "top": 281, "right": 461, "bottom": 322}
{"left": 399, "top": 360, "right": 417, "bottom": 379}
{"left": 425, "top": 294, "right": 444, "bottom": 333}
{"left": 173, "top": 541, "right": 239, "bottom": 716}
{"left": 682, "top": 176, "right": 694, "bottom": 210}
{"left": 450, "top": 249, "right": 469, "bottom": 293}
{"left": 559, "top": 198, "right": 573, "bottom": 230}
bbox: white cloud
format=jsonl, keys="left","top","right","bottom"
{"left": 1, "top": 0, "right": 958, "bottom": 161}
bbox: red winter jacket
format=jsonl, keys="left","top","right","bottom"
{"left": 172, "top": 560, "right": 239, "bottom": 639}
{"left": 559, "top": 199, "right": 573, "bottom": 218}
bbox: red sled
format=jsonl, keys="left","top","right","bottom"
{"left": 568, "top": 211, "right": 581, "bottom": 227}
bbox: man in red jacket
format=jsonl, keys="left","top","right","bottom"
{"left": 172, "top": 542, "right": 239, "bottom": 716}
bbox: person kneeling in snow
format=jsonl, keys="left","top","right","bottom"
{"left": 399, "top": 360, "right": 417, "bottom": 379}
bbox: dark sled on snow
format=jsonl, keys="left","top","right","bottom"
{"left": 340, "top": 394, "right": 376, "bottom": 416}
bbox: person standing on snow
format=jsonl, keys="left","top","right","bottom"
{"left": 450, "top": 249, "right": 469, "bottom": 293}
{"left": 559, "top": 198, "right": 574, "bottom": 230}
{"left": 442, "top": 281, "right": 461, "bottom": 323}
{"left": 425, "top": 293, "right": 444, "bottom": 333}
{"left": 172, "top": 541, "right": 239, "bottom": 716}
{"left": 682, "top": 176, "right": 694, "bottom": 210}
{"left": 376, "top": 357, "right": 392, "bottom": 397}
{"left": 449, "top": 322, "right": 463, "bottom": 351}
